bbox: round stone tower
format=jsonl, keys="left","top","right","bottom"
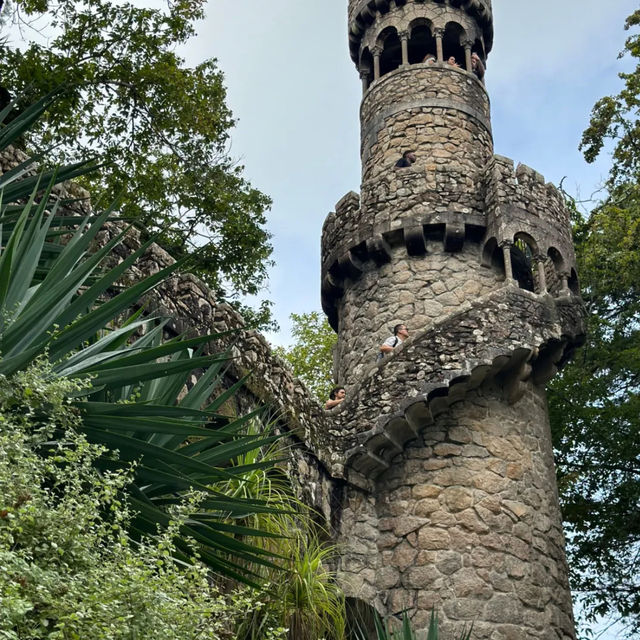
{"left": 318, "top": 2, "right": 586, "bottom": 639}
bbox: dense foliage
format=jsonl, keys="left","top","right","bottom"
{"left": 274, "top": 312, "right": 337, "bottom": 401}
{"left": 0, "top": 366, "right": 274, "bottom": 640}
{"left": 548, "top": 9, "right": 640, "bottom": 636}
{"left": 0, "top": 0, "right": 273, "bottom": 326}
{"left": 0, "top": 95, "right": 284, "bottom": 581}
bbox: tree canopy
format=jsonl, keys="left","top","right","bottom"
{"left": 273, "top": 312, "right": 337, "bottom": 402}
{"left": 0, "top": 0, "right": 273, "bottom": 325}
{"left": 548, "top": 10, "right": 640, "bottom": 636}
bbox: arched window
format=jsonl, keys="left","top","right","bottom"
{"left": 512, "top": 234, "right": 537, "bottom": 292}
{"left": 547, "top": 247, "right": 565, "bottom": 296}
{"left": 379, "top": 28, "right": 402, "bottom": 77}
{"left": 408, "top": 20, "right": 435, "bottom": 64}
{"left": 442, "top": 21, "right": 466, "bottom": 68}
{"left": 481, "top": 237, "right": 505, "bottom": 278}
{"left": 568, "top": 268, "right": 580, "bottom": 295}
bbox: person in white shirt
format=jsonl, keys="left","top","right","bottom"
{"left": 378, "top": 324, "right": 409, "bottom": 360}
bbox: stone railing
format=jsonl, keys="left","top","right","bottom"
{"left": 321, "top": 284, "right": 586, "bottom": 488}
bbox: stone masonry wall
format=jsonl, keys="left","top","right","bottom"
{"left": 337, "top": 382, "right": 576, "bottom": 640}
{"left": 360, "top": 66, "right": 492, "bottom": 213}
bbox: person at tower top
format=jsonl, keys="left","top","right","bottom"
{"left": 395, "top": 150, "right": 416, "bottom": 168}
{"left": 378, "top": 324, "right": 409, "bottom": 360}
{"left": 447, "top": 56, "right": 460, "bottom": 68}
{"left": 325, "top": 386, "right": 346, "bottom": 410}
{"left": 423, "top": 54, "right": 436, "bottom": 64}
{"left": 471, "top": 52, "right": 485, "bottom": 80}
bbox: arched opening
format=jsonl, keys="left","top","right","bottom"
{"left": 379, "top": 27, "right": 402, "bottom": 77}
{"left": 481, "top": 237, "right": 505, "bottom": 279}
{"left": 408, "top": 20, "right": 435, "bottom": 64}
{"left": 443, "top": 21, "right": 466, "bottom": 68}
{"left": 360, "top": 47, "right": 373, "bottom": 90}
{"left": 512, "top": 234, "right": 537, "bottom": 292}
{"left": 345, "top": 598, "right": 378, "bottom": 640}
{"left": 569, "top": 268, "right": 580, "bottom": 295}
{"left": 547, "top": 247, "right": 565, "bottom": 296}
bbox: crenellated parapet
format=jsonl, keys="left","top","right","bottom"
{"left": 482, "top": 156, "right": 578, "bottom": 292}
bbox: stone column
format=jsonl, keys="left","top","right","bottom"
{"left": 559, "top": 271, "right": 571, "bottom": 296}
{"left": 536, "top": 256, "right": 547, "bottom": 294}
{"left": 463, "top": 40, "right": 473, "bottom": 73}
{"left": 400, "top": 30, "right": 409, "bottom": 66}
{"left": 372, "top": 46, "right": 382, "bottom": 80}
{"left": 501, "top": 242, "right": 515, "bottom": 283}
{"left": 434, "top": 29, "right": 444, "bottom": 63}
{"left": 360, "top": 68, "right": 371, "bottom": 94}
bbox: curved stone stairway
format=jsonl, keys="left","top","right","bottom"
{"left": 323, "top": 283, "right": 586, "bottom": 489}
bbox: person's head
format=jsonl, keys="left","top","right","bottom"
{"left": 402, "top": 150, "right": 417, "bottom": 164}
{"left": 425, "top": 56, "right": 436, "bottom": 65}
{"left": 393, "top": 323, "right": 409, "bottom": 338}
{"left": 329, "top": 386, "right": 346, "bottom": 400}
{"left": 447, "top": 56, "right": 457, "bottom": 66}
{"left": 471, "top": 52, "right": 480, "bottom": 65}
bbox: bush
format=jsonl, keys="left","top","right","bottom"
{"left": 0, "top": 363, "right": 286, "bottom": 640}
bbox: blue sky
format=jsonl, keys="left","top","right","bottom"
{"left": 186, "top": 0, "right": 636, "bottom": 353}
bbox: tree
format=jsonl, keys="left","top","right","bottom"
{"left": 273, "top": 312, "right": 337, "bottom": 401}
{"left": 548, "top": 10, "right": 640, "bottom": 635}
{"left": 0, "top": 0, "right": 273, "bottom": 325}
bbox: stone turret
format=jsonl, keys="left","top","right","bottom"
{"left": 319, "top": 2, "right": 585, "bottom": 638}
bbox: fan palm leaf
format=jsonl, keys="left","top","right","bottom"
{"left": 0, "top": 98, "right": 285, "bottom": 582}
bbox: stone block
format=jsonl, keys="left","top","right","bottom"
{"left": 417, "top": 527, "right": 451, "bottom": 550}
{"left": 442, "top": 486, "right": 474, "bottom": 512}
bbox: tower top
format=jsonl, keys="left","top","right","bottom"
{"left": 348, "top": 0, "right": 494, "bottom": 67}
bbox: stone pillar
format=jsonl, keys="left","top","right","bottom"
{"left": 536, "top": 256, "right": 547, "bottom": 294}
{"left": 463, "top": 40, "right": 473, "bottom": 73}
{"left": 435, "top": 29, "right": 444, "bottom": 63}
{"left": 400, "top": 30, "right": 409, "bottom": 66}
{"left": 360, "top": 68, "right": 371, "bottom": 94}
{"left": 559, "top": 271, "right": 571, "bottom": 296}
{"left": 372, "top": 46, "right": 382, "bottom": 80}
{"left": 501, "top": 242, "right": 515, "bottom": 282}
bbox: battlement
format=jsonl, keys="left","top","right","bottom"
{"left": 483, "top": 155, "right": 577, "bottom": 287}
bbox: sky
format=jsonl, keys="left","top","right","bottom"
{"left": 187, "top": 0, "right": 638, "bottom": 352}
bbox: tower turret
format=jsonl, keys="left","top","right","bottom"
{"left": 319, "top": 2, "right": 585, "bottom": 638}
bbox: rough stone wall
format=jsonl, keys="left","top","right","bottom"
{"left": 360, "top": 66, "right": 492, "bottom": 205}
{"left": 484, "top": 156, "right": 577, "bottom": 273}
{"left": 335, "top": 240, "right": 501, "bottom": 386}
{"left": 337, "top": 382, "right": 575, "bottom": 640}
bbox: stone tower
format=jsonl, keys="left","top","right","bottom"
{"left": 318, "top": 1, "right": 586, "bottom": 638}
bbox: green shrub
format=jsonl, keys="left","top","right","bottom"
{"left": 0, "top": 363, "right": 287, "bottom": 640}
